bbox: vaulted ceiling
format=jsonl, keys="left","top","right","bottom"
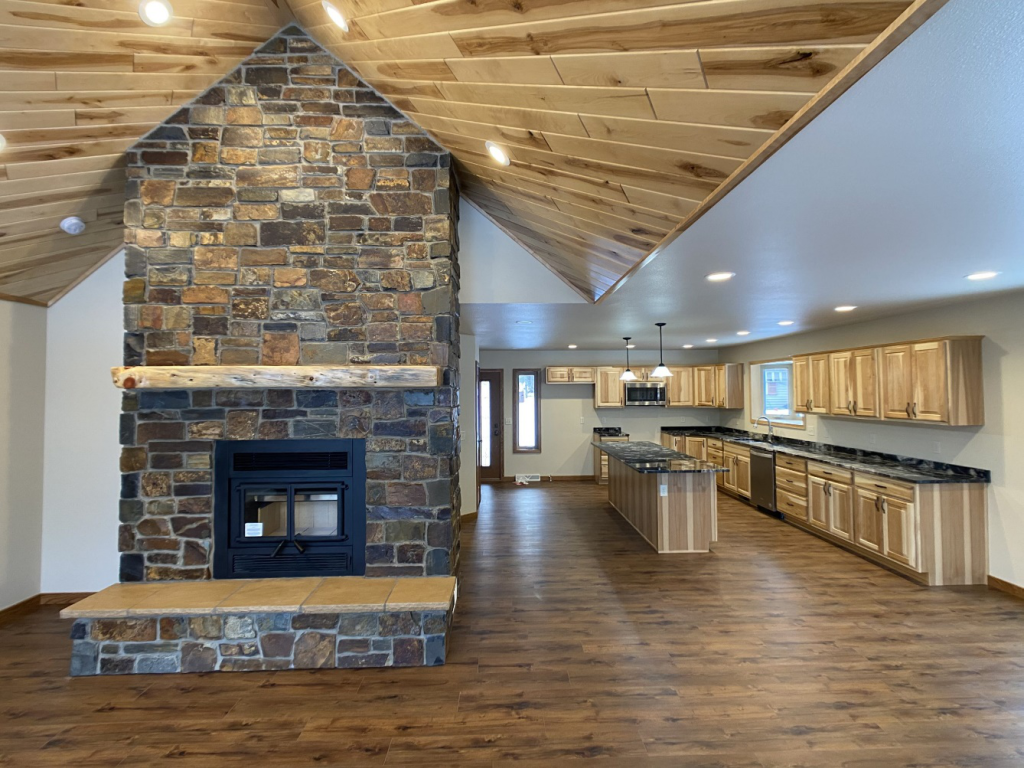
{"left": 0, "top": 0, "right": 945, "bottom": 306}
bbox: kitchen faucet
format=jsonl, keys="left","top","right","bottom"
{"left": 755, "top": 416, "right": 774, "bottom": 442}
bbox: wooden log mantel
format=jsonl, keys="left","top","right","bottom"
{"left": 111, "top": 365, "right": 441, "bottom": 390}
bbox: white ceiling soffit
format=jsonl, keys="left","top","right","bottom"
{"left": 462, "top": 0, "right": 1024, "bottom": 351}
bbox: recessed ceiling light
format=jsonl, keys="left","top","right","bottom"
{"left": 835, "top": 305, "right": 857, "bottom": 312}
{"left": 322, "top": 0, "right": 349, "bottom": 31}
{"left": 736, "top": 330, "right": 750, "bottom": 336}
{"left": 0, "top": 133, "right": 6, "bottom": 152}
{"left": 683, "top": 344, "right": 693, "bottom": 349}
{"left": 966, "top": 271, "right": 1000, "bottom": 281}
{"left": 485, "top": 141, "right": 511, "bottom": 166}
{"left": 139, "top": 0, "right": 172, "bottom": 26}
{"left": 706, "top": 338, "right": 718, "bottom": 343}
{"left": 705, "top": 272, "right": 735, "bottom": 282}
{"left": 60, "top": 217, "right": 86, "bottom": 235}
{"left": 567, "top": 344, "right": 577, "bottom": 349}
{"left": 516, "top": 320, "right": 532, "bottom": 325}
{"left": 626, "top": 344, "right": 635, "bottom": 349}
{"left": 778, "top": 320, "right": 794, "bottom": 326}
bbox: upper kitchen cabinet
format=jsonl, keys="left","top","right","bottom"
{"left": 695, "top": 366, "right": 717, "bottom": 407}
{"left": 666, "top": 367, "right": 695, "bottom": 407}
{"left": 594, "top": 367, "right": 625, "bottom": 409}
{"left": 829, "top": 348, "right": 879, "bottom": 418}
{"left": 794, "top": 354, "right": 830, "bottom": 414}
{"left": 695, "top": 364, "right": 743, "bottom": 408}
{"left": 880, "top": 338, "right": 983, "bottom": 426}
{"left": 546, "top": 367, "right": 595, "bottom": 384}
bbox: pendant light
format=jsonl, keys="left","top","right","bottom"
{"left": 619, "top": 337, "right": 638, "bottom": 382}
{"left": 650, "top": 322, "right": 673, "bottom": 378}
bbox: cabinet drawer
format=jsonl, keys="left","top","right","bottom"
{"left": 571, "top": 367, "right": 595, "bottom": 382}
{"left": 776, "top": 467, "right": 807, "bottom": 495}
{"left": 776, "top": 454, "right": 807, "bottom": 473}
{"left": 707, "top": 438, "right": 723, "bottom": 450}
{"left": 724, "top": 442, "right": 750, "bottom": 457}
{"left": 854, "top": 473, "right": 915, "bottom": 502}
{"left": 807, "top": 461, "right": 853, "bottom": 484}
{"left": 777, "top": 490, "right": 807, "bottom": 517}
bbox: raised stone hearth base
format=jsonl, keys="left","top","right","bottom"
{"left": 69, "top": 608, "right": 450, "bottom": 675}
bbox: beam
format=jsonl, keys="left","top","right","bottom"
{"left": 111, "top": 365, "right": 441, "bottom": 390}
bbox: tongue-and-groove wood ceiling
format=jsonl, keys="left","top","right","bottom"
{"left": 0, "top": 0, "right": 942, "bottom": 306}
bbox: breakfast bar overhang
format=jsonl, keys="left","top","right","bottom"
{"left": 594, "top": 441, "right": 727, "bottom": 554}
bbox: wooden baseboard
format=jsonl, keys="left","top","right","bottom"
{"left": 988, "top": 575, "right": 1024, "bottom": 600}
{"left": 39, "top": 592, "right": 92, "bottom": 606}
{"left": 0, "top": 592, "right": 94, "bottom": 626}
{"left": 460, "top": 510, "right": 479, "bottom": 520}
{"left": 497, "top": 475, "right": 594, "bottom": 483}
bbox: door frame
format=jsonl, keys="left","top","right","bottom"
{"left": 477, "top": 368, "right": 504, "bottom": 483}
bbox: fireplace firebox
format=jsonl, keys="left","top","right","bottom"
{"left": 213, "top": 440, "right": 366, "bottom": 579}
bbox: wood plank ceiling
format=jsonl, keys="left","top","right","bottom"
{"left": 0, "top": 0, "right": 292, "bottom": 305}
{"left": 0, "top": 0, "right": 942, "bottom": 306}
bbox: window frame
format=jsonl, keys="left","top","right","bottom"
{"left": 512, "top": 368, "right": 542, "bottom": 453}
{"left": 748, "top": 359, "right": 806, "bottom": 429}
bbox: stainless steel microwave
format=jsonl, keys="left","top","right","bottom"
{"left": 623, "top": 381, "right": 667, "bottom": 406}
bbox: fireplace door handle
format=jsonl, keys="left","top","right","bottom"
{"left": 272, "top": 541, "right": 286, "bottom": 558}
{"left": 292, "top": 540, "right": 306, "bottom": 554}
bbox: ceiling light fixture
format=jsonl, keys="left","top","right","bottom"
{"left": 683, "top": 344, "right": 694, "bottom": 349}
{"left": 705, "top": 272, "right": 736, "bottom": 282}
{"left": 138, "top": 0, "right": 173, "bottom": 26}
{"left": 706, "top": 338, "right": 718, "bottom": 344}
{"left": 778, "top": 320, "right": 794, "bottom": 326}
{"left": 966, "top": 271, "right": 1000, "bottom": 281}
{"left": 737, "top": 330, "right": 750, "bottom": 336}
{"left": 650, "top": 323, "right": 673, "bottom": 378}
{"left": 567, "top": 344, "right": 577, "bottom": 349}
{"left": 626, "top": 343, "right": 635, "bottom": 349}
{"left": 516, "top": 320, "right": 532, "bottom": 325}
{"left": 835, "top": 305, "right": 857, "bottom": 312}
{"left": 322, "top": 0, "right": 349, "bottom": 31}
{"left": 59, "top": 217, "right": 86, "bottom": 235}
{"left": 619, "top": 337, "right": 638, "bottom": 382}
{"left": 484, "top": 141, "right": 511, "bottom": 166}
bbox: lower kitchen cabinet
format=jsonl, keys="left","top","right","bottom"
{"left": 807, "top": 476, "right": 830, "bottom": 531}
{"left": 723, "top": 445, "right": 751, "bottom": 499}
{"left": 684, "top": 436, "right": 707, "bottom": 460}
{"left": 854, "top": 489, "right": 886, "bottom": 554}
{"left": 828, "top": 481, "right": 854, "bottom": 541}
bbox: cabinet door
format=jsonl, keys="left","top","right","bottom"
{"left": 734, "top": 454, "right": 751, "bottom": 498}
{"left": 808, "top": 354, "right": 830, "bottom": 414}
{"left": 828, "top": 482, "right": 854, "bottom": 541}
{"left": 807, "top": 476, "right": 829, "bottom": 530}
{"left": 850, "top": 348, "right": 880, "bottom": 418}
{"left": 666, "top": 367, "right": 694, "bottom": 406}
{"left": 854, "top": 489, "right": 885, "bottom": 553}
{"left": 714, "top": 365, "right": 727, "bottom": 408}
{"left": 594, "top": 367, "right": 624, "bottom": 408}
{"left": 660, "top": 432, "right": 675, "bottom": 448}
{"left": 829, "top": 351, "right": 853, "bottom": 416}
{"left": 793, "top": 356, "right": 811, "bottom": 412}
{"left": 570, "top": 367, "right": 595, "bottom": 383}
{"left": 911, "top": 341, "right": 949, "bottom": 423}
{"left": 881, "top": 344, "right": 914, "bottom": 419}
{"left": 695, "top": 366, "right": 717, "bottom": 407}
{"left": 707, "top": 449, "right": 725, "bottom": 487}
{"left": 684, "top": 437, "right": 706, "bottom": 460}
{"left": 882, "top": 497, "right": 917, "bottom": 568}
{"left": 722, "top": 455, "right": 737, "bottom": 491}
{"left": 546, "top": 367, "right": 571, "bottom": 384}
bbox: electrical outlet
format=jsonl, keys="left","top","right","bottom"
{"left": 580, "top": 416, "right": 585, "bottom": 425}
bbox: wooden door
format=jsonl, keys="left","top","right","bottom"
{"left": 850, "top": 348, "right": 880, "bottom": 418}
{"left": 684, "top": 437, "right": 706, "bottom": 460}
{"left": 546, "top": 367, "right": 570, "bottom": 384}
{"left": 828, "top": 481, "right": 854, "bottom": 541}
{"left": 854, "top": 489, "right": 885, "bottom": 553}
{"left": 695, "top": 366, "right": 716, "bottom": 406}
{"left": 594, "top": 367, "right": 624, "bottom": 408}
{"left": 808, "top": 354, "right": 830, "bottom": 414}
{"left": 734, "top": 453, "right": 751, "bottom": 498}
{"left": 911, "top": 341, "right": 949, "bottom": 422}
{"left": 807, "top": 476, "right": 829, "bottom": 530}
{"left": 666, "top": 367, "right": 694, "bottom": 406}
{"left": 477, "top": 369, "right": 503, "bottom": 482}
{"left": 793, "top": 356, "right": 810, "bottom": 413}
{"left": 829, "top": 351, "right": 853, "bottom": 416}
{"left": 881, "top": 344, "right": 914, "bottom": 419}
{"left": 882, "top": 497, "right": 917, "bottom": 567}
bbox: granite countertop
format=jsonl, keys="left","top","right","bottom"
{"left": 593, "top": 440, "right": 727, "bottom": 475}
{"left": 660, "top": 427, "right": 989, "bottom": 485}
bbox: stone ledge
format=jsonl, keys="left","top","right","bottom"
{"left": 61, "top": 576, "right": 456, "bottom": 619}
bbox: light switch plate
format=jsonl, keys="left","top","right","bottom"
{"left": 504, "top": 417, "right": 512, "bottom": 426}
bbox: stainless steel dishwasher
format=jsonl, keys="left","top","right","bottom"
{"left": 749, "top": 448, "right": 777, "bottom": 514}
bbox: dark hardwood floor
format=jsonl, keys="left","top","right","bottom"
{"left": 3, "top": 483, "right": 1024, "bottom": 767}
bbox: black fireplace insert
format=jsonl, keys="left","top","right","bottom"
{"left": 213, "top": 439, "right": 366, "bottom": 579}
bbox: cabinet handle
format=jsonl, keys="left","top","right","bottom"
{"left": 808, "top": 398, "right": 814, "bottom": 410}
{"left": 853, "top": 401, "right": 858, "bottom": 414}
{"left": 912, "top": 402, "right": 918, "bottom": 418}
{"left": 905, "top": 402, "right": 912, "bottom": 417}
{"left": 874, "top": 495, "right": 882, "bottom": 511}
{"left": 847, "top": 400, "right": 853, "bottom": 413}
{"left": 881, "top": 499, "right": 888, "bottom": 514}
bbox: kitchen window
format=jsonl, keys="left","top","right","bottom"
{"left": 513, "top": 369, "right": 541, "bottom": 453}
{"left": 751, "top": 360, "right": 805, "bottom": 427}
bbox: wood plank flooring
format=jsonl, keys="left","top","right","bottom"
{"left": 3, "top": 484, "right": 1024, "bottom": 766}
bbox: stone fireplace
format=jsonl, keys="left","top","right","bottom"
{"left": 117, "top": 26, "right": 461, "bottom": 585}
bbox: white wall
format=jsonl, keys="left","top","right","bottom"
{"left": 41, "top": 257, "right": 123, "bottom": 593}
{"left": 458, "top": 333, "right": 479, "bottom": 516}
{"left": 0, "top": 300, "right": 47, "bottom": 610}
{"left": 479, "top": 349, "right": 721, "bottom": 477}
{"left": 720, "top": 289, "right": 1024, "bottom": 588}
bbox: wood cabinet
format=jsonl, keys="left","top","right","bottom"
{"left": 594, "top": 367, "right": 624, "bottom": 408}
{"left": 693, "top": 364, "right": 743, "bottom": 408}
{"left": 793, "top": 354, "right": 829, "bottom": 413}
{"left": 910, "top": 341, "right": 948, "bottom": 423}
{"left": 828, "top": 351, "right": 853, "bottom": 416}
{"left": 854, "top": 488, "right": 916, "bottom": 567}
{"left": 807, "top": 475, "right": 829, "bottom": 531}
{"left": 666, "top": 366, "right": 695, "bottom": 407}
{"left": 734, "top": 452, "right": 751, "bottom": 498}
{"left": 722, "top": 443, "right": 750, "bottom": 498}
{"left": 546, "top": 366, "right": 594, "bottom": 384}
{"left": 830, "top": 348, "right": 880, "bottom": 418}
{"left": 594, "top": 435, "right": 629, "bottom": 485}
{"left": 695, "top": 366, "right": 716, "bottom": 407}
{"left": 854, "top": 488, "right": 886, "bottom": 554}
{"left": 684, "top": 436, "right": 706, "bottom": 461}
{"left": 879, "top": 337, "right": 982, "bottom": 426}
{"left": 793, "top": 356, "right": 810, "bottom": 414}
{"left": 807, "top": 475, "right": 851, "bottom": 539}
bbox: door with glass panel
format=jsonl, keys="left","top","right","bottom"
{"left": 477, "top": 369, "right": 504, "bottom": 482}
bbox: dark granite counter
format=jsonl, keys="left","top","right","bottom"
{"left": 660, "top": 427, "right": 989, "bottom": 485}
{"left": 593, "top": 440, "right": 727, "bottom": 475}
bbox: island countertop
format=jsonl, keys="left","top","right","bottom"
{"left": 593, "top": 440, "right": 728, "bottom": 474}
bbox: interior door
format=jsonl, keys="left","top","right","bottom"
{"left": 477, "top": 369, "right": 503, "bottom": 482}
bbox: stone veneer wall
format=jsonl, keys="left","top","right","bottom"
{"left": 118, "top": 27, "right": 461, "bottom": 582}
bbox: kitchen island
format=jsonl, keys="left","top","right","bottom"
{"left": 594, "top": 441, "right": 727, "bottom": 554}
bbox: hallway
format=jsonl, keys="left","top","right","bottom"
{"left": 3, "top": 484, "right": 1024, "bottom": 766}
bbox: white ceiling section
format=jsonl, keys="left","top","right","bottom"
{"left": 462, "top": 0, "right": 1024, "bottom": 351}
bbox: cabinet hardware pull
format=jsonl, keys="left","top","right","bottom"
{"left": 875, "top": 496, "right": 882, "bottom": 511}
{"left": 881, "top": 499, "right": 888, "bottom": 514}
{"left": 809, "top": 399, "right": 814, "bottom": 410}
{"left": 905, "top": 402, "right": 912, "bottom": 417}
{"left": 853, "top": 401, "right": 858, "bottom": 414}
{"left": 848, "top": 400, "right": 852, "bottom": 412}
{"left": 912, "top": 402, "right": 918, "bottom": 418}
